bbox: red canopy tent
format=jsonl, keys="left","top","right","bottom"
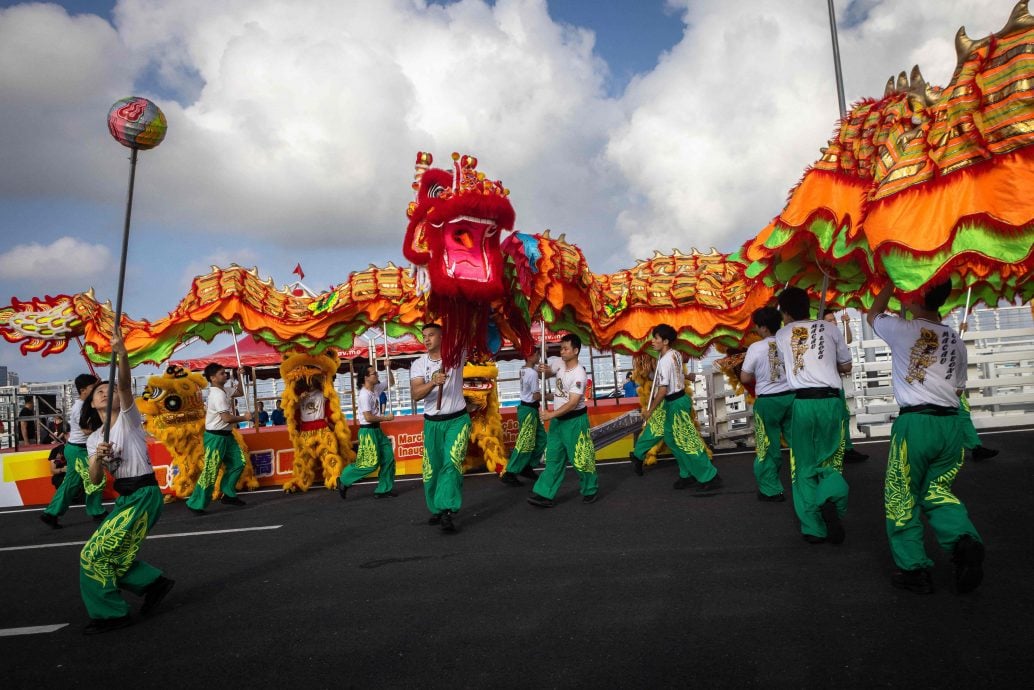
{"left": 169, "top": 335, "right": 427, "bottom": 373}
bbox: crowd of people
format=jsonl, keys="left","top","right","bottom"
{"left": 35, "top": 281, "right": 994, "bottom": 634}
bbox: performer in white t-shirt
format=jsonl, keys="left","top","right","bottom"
{"left": 500, "top": 350, "right": 546, "bottom": 486}
{"left": 186, "top": 363, "right": 252, "bottom": 514}
{"left": 867, "top": 280, "right": 983, "bottom": 595}
{"left": 79, "top": 329, "right": 174, "bottom": 634}
{"left": 775, "top": 287, "right": 852, "bottom": 545}
{"left": 629, "top": 323, "right": 720, "bottom": 491}
{"left": 338, "top": 363, "right": 396, "bottom": 499}
{"left": 526, "top": 334, "right": 598, "bottom": 507}
{"left": 41, "top": 373, "right": 106, "bottom": 528}
{"left": 410, "top": 323, "right": 471, "bottom": 533}
{"left": 741, "top": 307, "right": 793, "bottom": 502}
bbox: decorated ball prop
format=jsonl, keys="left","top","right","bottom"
{"left": 107, "top": 97, "right": 167, "bottom": 150}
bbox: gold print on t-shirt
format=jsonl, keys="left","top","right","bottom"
{"left": 905, "top": 328, "right": 939, "bottom": 384}
{"left": 790, "top": 327, "right": 808, "bottom": 374}
{"left": 766, "top": 341, "right": 783, "bottom": 382}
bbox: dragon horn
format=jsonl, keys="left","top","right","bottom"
{"left": 412, "top": 151, "right": 433, "bottom": 197}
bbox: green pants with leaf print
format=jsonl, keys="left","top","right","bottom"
{"left": 789, "top": 397, "right": 848, "bottom": 538}
{"left": 632, "top": 394, "right": 717, "bottom": 482}
{"left": 79, "top": 482, "right": 164, "bottom": 620}
{"left": 884, "top": 410, "right": 981, "bottom": 571}
{"left": 187, "top": 430, "right": 245, "bottom": 511}
{"left": 43, "top": 443, "right": 107, "bottom": 519}
{"left": 422, "top": 413, "right": 471, "bottom": 515}
{"left": 505, "top": 402, "right": 546, "bottom": 474}
{"left": 532, "top": 410, "right": 598, "bottom": 500}
{"left": 752, "top": 391, "right": 794, "bottom": 498}
{"left": 957, "top": 393, "right": 982, "bottom": 450}
{"left": 339, "top": 425, "right": 396, "bottom": 495}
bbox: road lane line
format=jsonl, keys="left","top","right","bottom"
{"left": 0, "top": 624, "right": 69, "bottom": 636}
{"left": 0, "top": 525, "right": 282, "bottom": 552}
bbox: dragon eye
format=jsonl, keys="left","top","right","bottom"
{"left": 164, "top": 395, "right": 182, "bottom": 412}
{"left": 145, "top": 387, "right": 161, "bottom": 399}
{"left": 429, "top": 183, "right": 446, "bottom": 198}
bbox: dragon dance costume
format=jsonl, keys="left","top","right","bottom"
{"left": 42, "top": 398, "right": 107, "bottom": 521}
{"left": 413, "top": 354, "right": 470, "bottom": 517}
{"left": 742, "top": 337, "right": 793, "bottom": 499}
{"left": 775, "top": 319, "right": 851, "bottom": 540}
{"left": 338, "top": 382, "right": 396, "bottom": 495}
{"left": 872, "top": 314, "right": 981, "bottom": 573}
{"left": 504, "top": 365, "right": 546, "bottom": 476}
{"left": 632, "top": 349, "right": 717, "bottom": 485}
{"left": 532, "top": 357, "right": 597, "bottom": 501}
{"left": 186, "top": 384, "right": 245, "bottom": 511}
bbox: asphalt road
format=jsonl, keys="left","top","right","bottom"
{"left": 1, "top": 428, "right": 1031, "bottom": 689}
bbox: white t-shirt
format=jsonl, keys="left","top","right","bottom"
{"left": 299, "top": 390, "right": 327, "bottom": 423}
{"left": 68, "top": 399, "right": 89, "bottom": 444}
{"left": 205, "top": 385, "right": 232, "bottom": 431}
{"left": 742, "top": 336, "right": 792, "bottom": 396}
{"left": 652, "top": 349, "right": 685, "bottom": 396}
{"left": 775, "top": 319, "right": 852, "bottom": 390}
{"left": 872, "top": 313, "right": 966, "bottom": 408}
{"left": 357, "top": 387, "right": 379, "bottom": 425}
{"left": 550, "top": 359, "right": 587, "bottom": 413}
{"left": 87, "top": 404, "right": 151, "bottom": 480}
{"left": 518, "top": 366, "right": 540, "bottom": 403}
{"left": 412, "top": 353, "right": 467, "bottom": 415}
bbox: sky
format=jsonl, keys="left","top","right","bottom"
{"left": 0, "top": 0, "right": 1021, "bottom": 383}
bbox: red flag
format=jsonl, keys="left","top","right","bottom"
{"left": 292, "top": 263, "right": 305, "bottom": 280}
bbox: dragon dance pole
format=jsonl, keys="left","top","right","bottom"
{"left": 102, "top": 97, "right": 166, "bottom": 442}
{"left": 540, "top": 321, "right": 547, "bottom": 406}
{"left": 818, "top": 0, "right": 849, "bottom": 320}
{"left": 382, "top": 319, "right": 392, "bottom": 414}
{"left": 230, "top": 325, "right": 253, "bottom": 427}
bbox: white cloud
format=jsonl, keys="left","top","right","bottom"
{"left": 0, "top": 236, "right": 112, "bottom": 282}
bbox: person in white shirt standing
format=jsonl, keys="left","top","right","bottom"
{"left": 337, "top": 362, "right": 396, "bottom": 499}
{"left": 41, "top": 373, "right": 106, "bottom": 528}
{"left": 775, "top": 287, "right": 852, "bottom": 545}
{"left": 867, "top": 281, "right": 984, "bottom": 595}
{"left": 741, "top": 307, "right": 793, "bottom": 502}
{"left": 500, "top": 350, "right": 546, "bottom": 486}
{"left": 410, "top": 323, "right": 471, "bottom": 533}
{"left": 527, "top": 333, "right": 599, "bottom": 507}
{"left": 80, "top": 329, "right": 174, "bottom": 634}
{"left": 186, "top": 363, "right": 252, "bottom": 514}
{"left": 629, "top": 324, "right": 721, "bottom": 491}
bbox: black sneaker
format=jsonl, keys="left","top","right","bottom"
{"left": 91, "top": 512, "right": 109, "bottom": 523}
{"left": 630, "top": 453, "right": 644, "bottom": 476}
{"left": 40, "top": 513, "right": 63, "bottom": 529}
{"left": 892, "top": 568, "right": 934, "bottom": 594}
{"left": 696, "top": 474, "right": 723, "bottom": 492}
{"left": 500, "top": 472, "right": 522, "bottom": 486}
{"left": 971, "top": 446, "right": 999, "bottom": 462}
{"left": 83, "top": 615, "right": 133, "bottom": 635}
{"left": 428, "top": 513, "right": 443, "bottom": 525}
{"left": 844, "top": 449, "right": 869, "bottom": 463}
{"left": 757, "top": 491, "right": 786, "bottom": 502}
{"left": 141, "top": 576, "right": 175, "bottom": 616}
{"left": 373, "top": 491, "right": 398, "bottom": 499}
{"left": 582, "top": 493, "right": 598, "bottom": 504}
{"left": 802, "top": 534, "right": 826, "bottom": 544}
{"left": 526, "top": 493, "right": 555, "bottom": 508}
{"left": 338, "top": 481, "right": 349, "bottom": 500}
{"left": 440, "top": 510, "right": 457, "bottom": 533}
{"left": 519, "top": 466, "right": 538, "bottom": 480}
{"left": 220, "top": 495, "right": 246, "bottom": 506}
{"left": 953, "top": 535, "right": 985, "bottom": 593}
{"left": 188, "top": 507, "right": 206, "bottom": 516}
{"left": 820, "top": 499, "right": 845, "bottom": 544}
{"left": 672, "top": 476, "right": 698, "bottom": 490}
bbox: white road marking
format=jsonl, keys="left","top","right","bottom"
{"left": 0, "top": 624, "right": 69, "bottom": 636}
{"left": 0, "top": 525, "right": 282, "bottom": 552}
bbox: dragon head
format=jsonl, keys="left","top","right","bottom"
{"left": 403, "top": 152, "right": 515, "bottom": 301}
{"left": 136, "top": 365, "right": 208, "bottom": 429}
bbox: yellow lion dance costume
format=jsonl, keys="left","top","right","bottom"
{"left": 280, "top": 352, "right": 355, "bottom": 492}
{"left": 137, "top": 365, "right": 256, "bottom": 501}
{"left": 461, "top": 360, "right": 506, "bottom": 474}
